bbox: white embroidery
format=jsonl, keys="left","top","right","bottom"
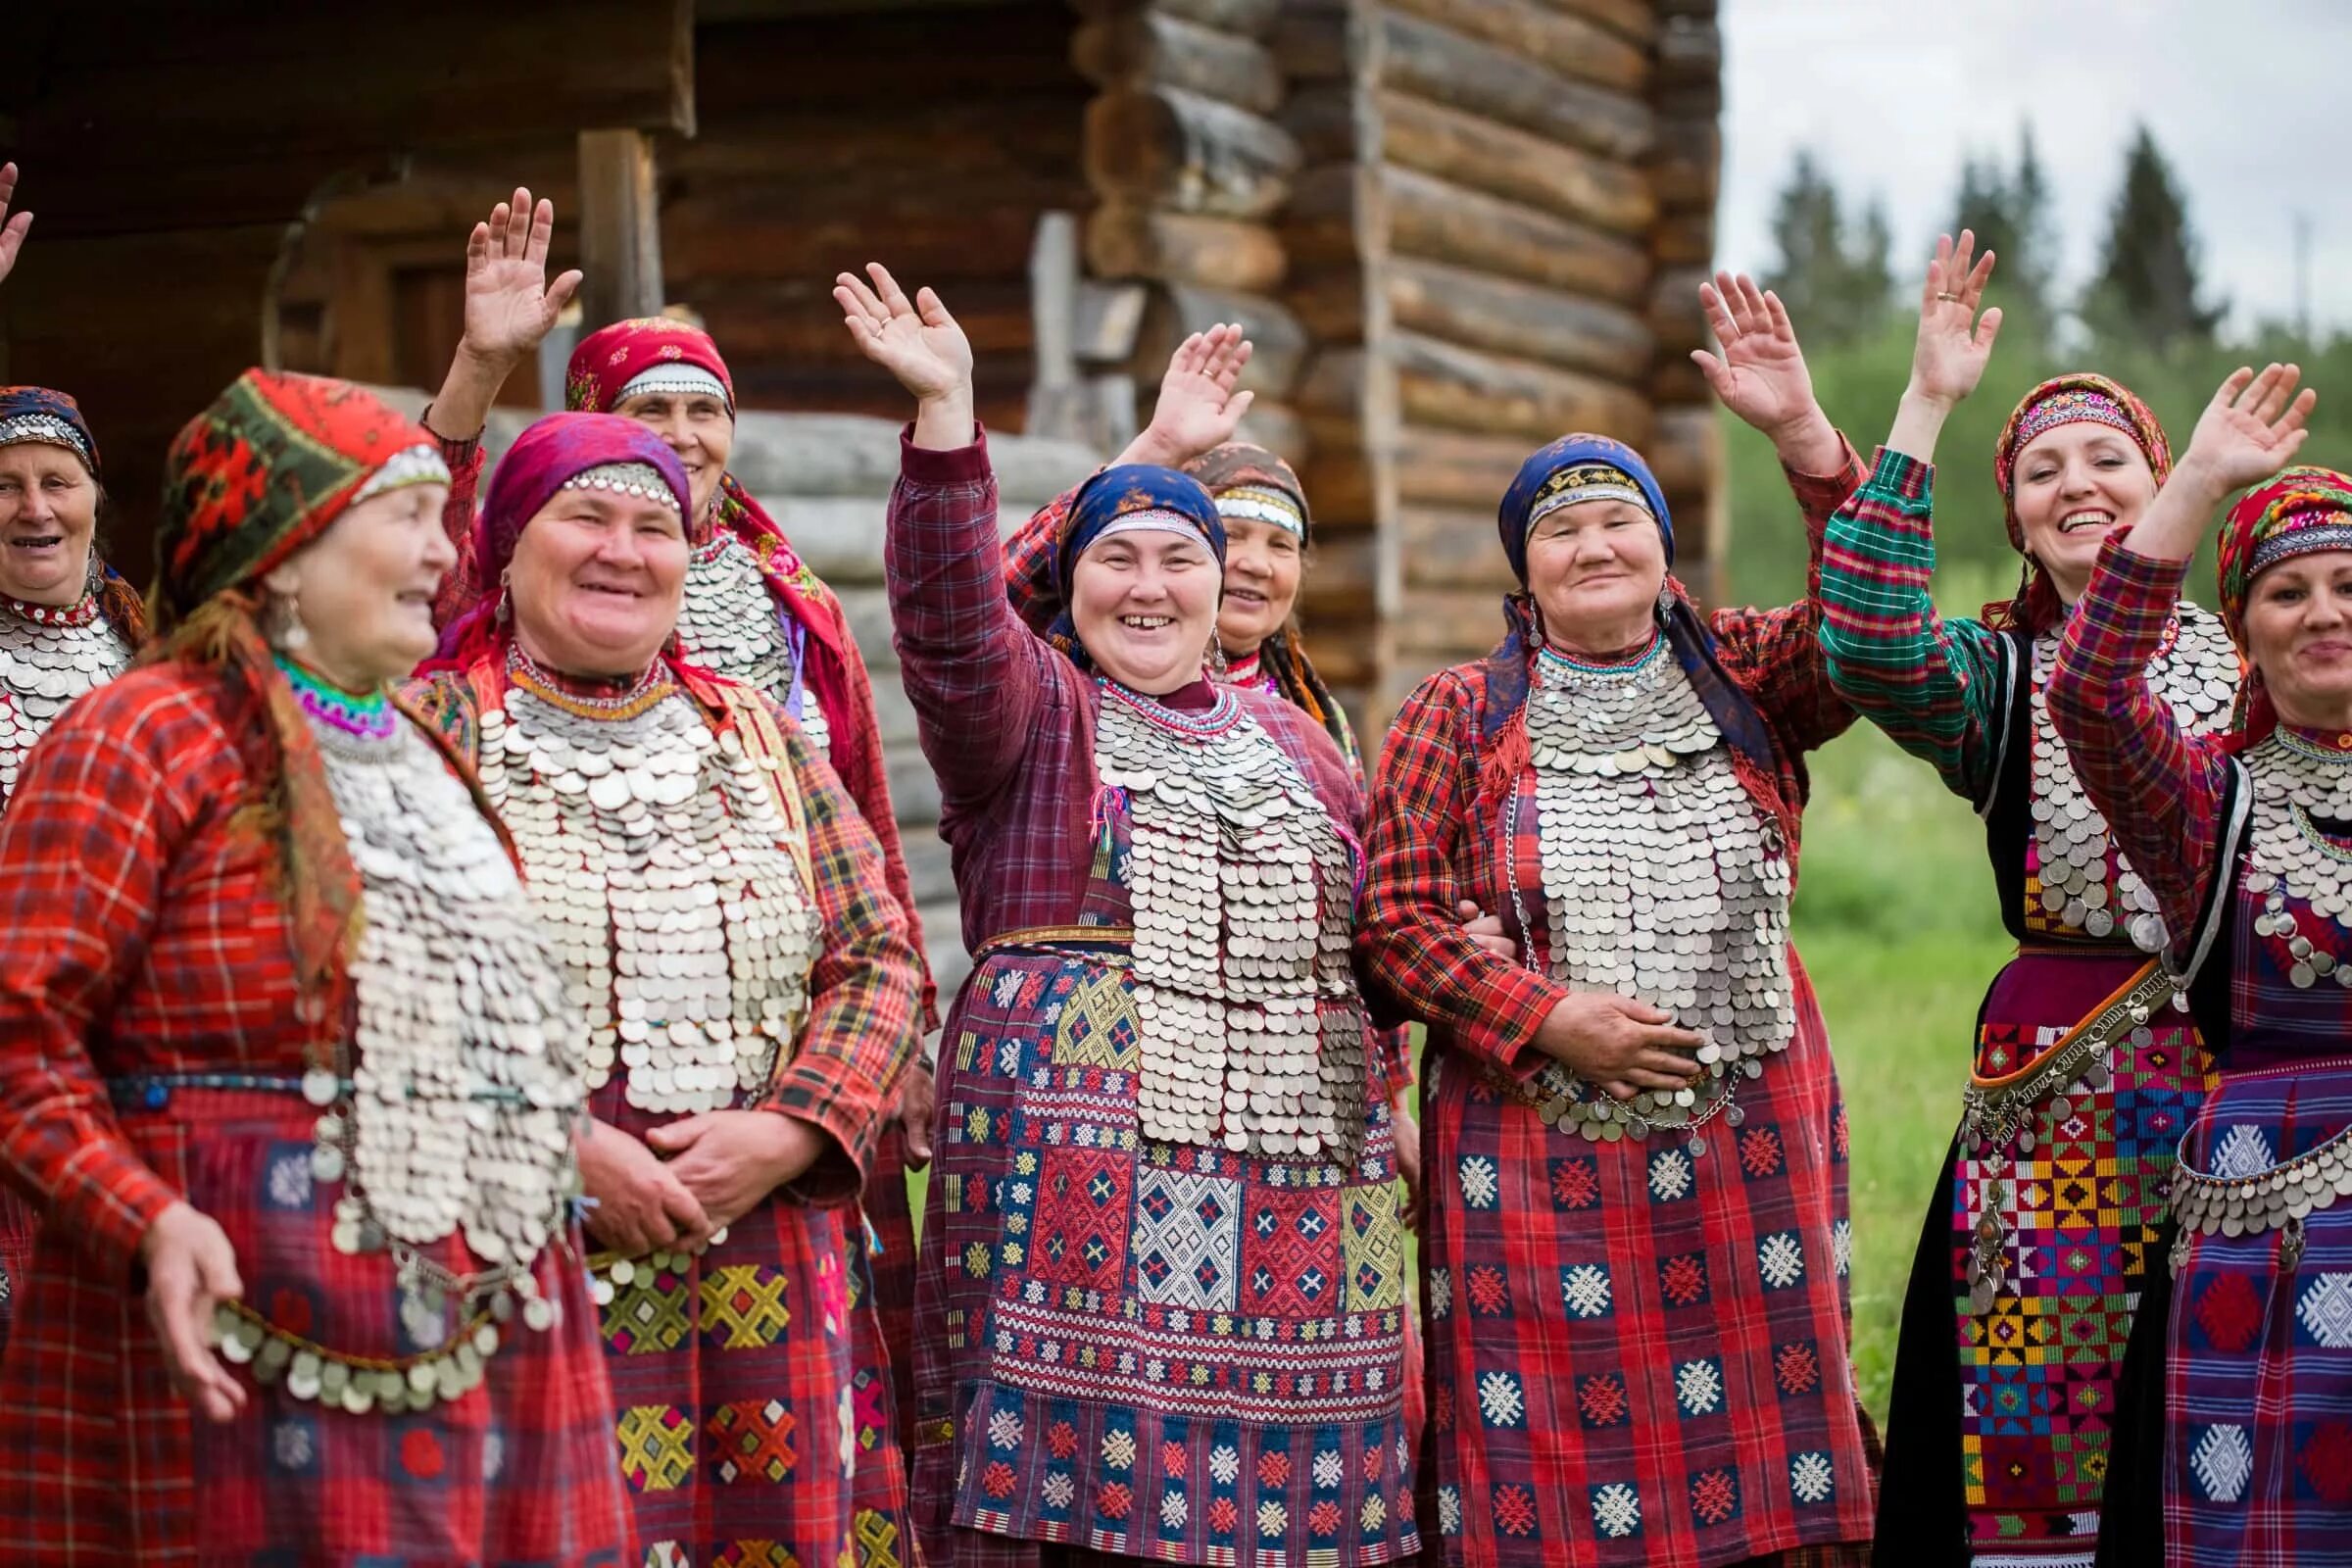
{"left": 2191, "top": 1424, "right": 2253, "bottom": 1503}
{"left": 1648, "top": 1148, "right": 1694, "bottom": 1201}
{"left": 1759, "top": 1231, "right": 1806, "bottom": 1289}
{"left": 1592, "top": 1482, "right": 1642, "bottom": 1539}
{"left": 2212, "top": 1124, "right": 2278, "bottom": 1180}
{"left": 1457, "top": 1155, "right": 1500, "bottom": 1208}
{"left": 1437, "top": 1486, "right": 1462, "bottom": 1536}
{"left": 1313, "top": 1448, "right": 1346, "bottom": 1488}
{"left": 1477, "top": 1371, "right": 1526, "bottom": 1426}
{"left": 1676, "top": 1359, "right": 1724, "bottom": 1415}
{"left": 1561, "top": 1264, "right": 1613, "bottom": 1319}
{"left": 986, "top": 1408, "right": 1024, "bottom": 1449}
{"left": 1790, "top": 1451, "right": 1836, "bottom": 1503}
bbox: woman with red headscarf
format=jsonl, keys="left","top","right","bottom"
{"left": 416, "top": 190, "right": 934, "bottom": 1564}
{"left": 411, "top": 409, "right": 923, "bottom": 1566}
{"left": 2039, "top": 366, "right": 2327, "bottom": 1565}
{"left": 0, "top": 369, "right": 632, "bottom": 1563}
{"left": 1815, "top": 235, "right": 2233, "bottom": 1564}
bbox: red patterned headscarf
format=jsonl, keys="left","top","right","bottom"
{"left": 2216, "top": 466, "right": 2352, "bottom": 746}
{"left": 149, "top": 369, "right": 450, "bottom": 1048}
{"left": 564, "top": 318, "right": 736, "bottom": 418}
{"left": 1986, "top": 373, "right": 2172, "bottom": 631}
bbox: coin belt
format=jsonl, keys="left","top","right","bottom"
{"left": 477, "top": 651, "right": 820, "bottom": 1116}
{"left": 2027, "top": 609, "right": 2236, "bottom": 949}
{"left": 1094, "top": 681, "right": 1364, "bottom": 1160}
{"left": 2170, "top": 1113, "right": 2352, "bottom": 1273}
{"left": 224, "top": 708, "right": 591, "bottom": 1411}
{"left": 2243, "top": 726, "right": 2352, "bottom": 992}
{"left": 676, "top": 529, "right": 830, "bottom": 758}
{"left": 1507, "top": 635, "right": 1794, "bottom": 1152}
{"left": 0, "top": 595, "right": 131, "bottom": 804}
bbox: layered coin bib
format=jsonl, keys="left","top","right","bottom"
{"left": 677, "top": 528, "right": 829, "bottom": 757}
{"left": 0, "top": 591, "right": 130, "bottom": 801}
{"left": 2244, "top": 727, "right": 2352, "bottom": 990}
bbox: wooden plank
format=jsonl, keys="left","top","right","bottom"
{"left": 1296, "top": 626, "right": 1376, "bottom": 690}
{"left": 1295, "top": 348, "right": 1367, "bottom": 417}
{"left": 1398, "top": 503, "right": 1519, "bottom": 590}
{"left": 1393, "top": 423, "right": 1542, "bottom": 509}
{"left": 1298, "top": 532, "right": 1375, "bottom": 621}
{"left": 577, "top": 130, "right": 665, "bottom": 330}
{"left": 1384, "top": 166, "right": 1650, "bottom": 305}
{"left": 326, "top": 240, "right": 398, "bottom": 386}
{"left": 1385, "top": 0, "right": 1648, "bottom": 90}
{"left": 1656, "top": 11, "right": 1723, "bottom": 90}
{"left": 1385, "top": 256, "right": 1653, "bottom": 382}
{"left": 663, "top": 93, "right": 1084, "bottom": 187}
{"left": 1085, "top": 203, "right": 1287, "bottom": 290}
{"left": 1376, "top": 11, "right": 1652, "bottom": 163}
{"left": 1649, "top": 354, "right": 1711, "bottom": 406}
{"left": 1071, "top": 0, "right": 1285, "bottom": 40}
{"left": 1377, "top": 88, "right": 1653, "bottom": 235}
{"left": 1278, "top": 165, "right": 1368, "bottom": 270}
{"left": 1648, "top": 118, "right": 1720, "bottom": 212}
{"left": 1300, "top": 444, "right": 1376, "bottom": 522}
{"left": 1648, "top": 264, "right": 1711, "bottom": 356}
{"left": 1288, "top": 263, "right": 1366, "bottom": 345}
{"left": 1135, "top": 284, "right": 1309, "bottom": 398}
{"left": 1393, "top": 329, "right": 1653, "bottom": 443}
{"left": 1084, "top": 86, "right": 1301, "bottom": 220}
{"left": 1281, "top": 84, "right": 1359, "bottom": 165}
{"left": 1233, "top": 398, "right": 1309, "bottom": 467}
{"left": 1269, "top": 4, "right": 1351, "bottom": 81}
{"left": 679, "top": 277, "right": 1039, "bottom": 365}
{"left": 1527, "top": 0, "right": 1657, "bottom": 47}
{"left": 693, "top": 6, "right": 1081, "bottom": 112}
{"left": 1646, "top": 402, "right": 1721, "bottom": 501}
{"left": 1654, "top": 208, "right": 1714, "bottom": 268}
{"left": 1073, "top": 11, "right": 1284, "bottom": 116}
{"left": 667, "top": 199, "right": 1045, "bottom": 285}
{"left": 1394, "top": 587, "right": 1515, "bottom": 654}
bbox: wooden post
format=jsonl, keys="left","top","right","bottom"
{"left": 577, "top": 129, "right": 664, "bottom": 329}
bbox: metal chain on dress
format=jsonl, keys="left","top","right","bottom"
{"left": 2027, "top": 607, "right": 2237, "bottom": 948}
{"left": 1504, "top": 635, "right": 1794, "bottom": 1153}
{"left": 0, "top": 590, "right": 131, "bottom": 802}
{"left": 1095, "top": 682, "right": 1364, "bottom": 1160}
{"left": 675, "top": 529, "right": 830, "bottom": 758}
{"left": 475, "top": 648, "right": 821, "bottom": 1115}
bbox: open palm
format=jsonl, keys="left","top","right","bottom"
{"left": 463, "top": 187, "right": 581, "bottom": 365}
{"left": 1691, "top": 272, "right": 1814, "bottom": 437}
{"left": 0, "top": 163, "right": 32, "bottom": 289}
{"left": 1907, "top": 230, "right": 2001, "bottom": 406}
{"left": 1146, "top": 324, "right": 1255, "bottom": 461}
{"left": 2183, "top": 364, "right": 2317, "bottom": 492}
{"left": 835, "top": 263, "right": 973, "bottom": 401}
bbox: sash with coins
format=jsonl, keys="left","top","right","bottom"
{"left": 215, "top": 701, "right": 589, "bottom": 1414}
{"left": 1094, "top": 681, "right": 1366, "bottom": 1160}
{"left": 1503, "top": 636, "right": 1795, "bottom": 1156}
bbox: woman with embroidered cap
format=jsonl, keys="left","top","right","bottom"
{"left": 1812, "top": 234, "right": 2232, "bottom": 1564}
{"left": 844, "top": 260, "right": 1415, "bottom": 1568}
{"left": 1359, "top": 273, "right": 1876, "bottom": 1567}
{"left": 411, "top": 408, "right": 923, "bottom": 1568}
{"left": 418, "top": 194, "right": 935, "bottom": 1555}
{"left": 2036, "top": 367, "right": 2331, "bottom": 1565}
{"left": 0, "top": 368, "right": 632, "bottom": 1563}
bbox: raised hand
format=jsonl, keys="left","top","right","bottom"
{"left": 1691, "top": 271, "right": 1839, "bottom": 470}
{"left": 460, "top": 187, "right": 581, "bottom": 368}
{"left": 835, "top": 263, "right": 975, "bottom": 404}
{"left": 1905, "top": 230, "right": 2002, "bottom": 409}
{"left": 2180, "top": 364, "right": 2318, "bottom": 495}
{"left": 1120, "top": 324, "right": 1256, "bottom": 468}
{"left": 0, "top": 163, "right": 32, "bottom": 288}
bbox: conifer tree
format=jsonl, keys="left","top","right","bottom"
{"left": 2085, "top": 124, "right": 2225, "bottom": 350}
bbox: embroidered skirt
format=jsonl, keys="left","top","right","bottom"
{"left": 848, "top": 1176, "right": 919, "bottom": 1568}
{"left": 911, "top": 938, "right": 1418, "bottom": 1568}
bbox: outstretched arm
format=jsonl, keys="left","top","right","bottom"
{"left": 420, "top": 188, "right": 582, "bottom": 445}
{"left": 0, "top": 163, "right": 33, "bottom": 288}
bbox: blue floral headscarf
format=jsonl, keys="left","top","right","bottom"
{"left": 1497, "top": 431, "right": 1672, "bottom": 586}
{"left": 1048, "top": 464, "right": 1226, "bottom": 672}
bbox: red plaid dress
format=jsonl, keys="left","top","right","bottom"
{"left": 0, "top": 662, "right": 633, "bottom": 1565}
{"left": 1358, "top": 453, "right": 1879, "bottom": 1568}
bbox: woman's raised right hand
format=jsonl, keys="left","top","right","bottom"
{"left": 1533, "top": 992, "right": 1706, "bottom": 1100}
{"left": 836, "top": 263, "right": 975, "bottom": 405}
{"left": 1904, "top": 229, "right": 2002, "bottom": 410}
{"left": 0, "top": 163, "right": 32, "bottom": 289}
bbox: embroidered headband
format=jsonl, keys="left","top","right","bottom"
{"left": 1526, "top": 462, "right": 1655, "bottom": 531}
{"left": 1215, "top": 483, "right": 1306, "bottom": 539}
{"left": 558, "top": 461, "right": 683, "bottom": 511}
{"left": 352, "top": 443, "right": 452, "bottom": 506}
{"left": 616, "top": 364, "right": 731, "bottom": 410}
{"left": 1086, "top": 509, "right": 1215, "bottom": 551}
{"left": 0, "top": 411, "right": 96, "bottom": 472}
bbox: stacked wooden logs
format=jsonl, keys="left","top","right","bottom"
{"left": 1648, "top": 0, "right": 1726, "bottom": 605}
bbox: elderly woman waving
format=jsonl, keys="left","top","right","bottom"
{"left": 1359, "top": 277, "right": 1877, "bottom": 1568}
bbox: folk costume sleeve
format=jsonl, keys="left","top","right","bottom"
{"left": 1359, "top": 669, "right": 1569, "bottom": 1074}
{"left": 760, "top": 711, "right": 924, "bottom": 1203}
{"left": 1818, "top": 447, "right": 2009, "bottom": 800}
{"left": 1705, "top": 436, "right": 1867, "bottom": 757}
{"left": 885, "top": 426, "right": 1059, "bottom": 816}
{"left": 429, "top": 427, "right": 489, "bottom": 629}
{"left": 2044, "top": 536, "right": 2231, "bottom": 956}
{"left": 1003, "top": 482, "right": 1075, "bottom": 630}
{"left": 0, "top": 708, "right": 188, "bottom": 1277}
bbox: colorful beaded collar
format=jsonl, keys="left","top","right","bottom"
{"left": 0, "top": 587, "right": 101, "bottom": 628}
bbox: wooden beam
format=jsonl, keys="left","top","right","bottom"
{"left": 1656, "top": 11, "right": 1724, "bottom": 90}
{"left": 1385, "top": 255, "right": 1654, "bottom": 382}
{"left": 1084, "top": 86, "right": 1301, "bottom": 220}
{"left": 1526, "top": 0, "right": 1657, "bottom": 47}
{"left": 1270, "top": 3, "right": 1352, "bottom": 81}
{"left": 578, "top": 130, "right": 665, "bottom": 329}
{"left": 1646, "top": 402, "right": 1722, "bottom": 507}
{"left": 1234, "top": 398, "right": 1309, "bottom": 467}
{"left": 1648, "top": 264, "right": 1711, "bottom": 356}
{"left": 1397, "top": 503, "right": 1520, "bottom": 590}
{"left": 1377, "top": 11, "right": 1652, "bottom": 163}
{"left": 1281, "top": 84, "right": 1359, "bottom": 165}
{"left": 1086, "top": 204, "right": 1288, "bottom": 290}
{"left": 1135, "top": 283, "right": 1309, "bottom": 398}
{"left": 1648, "top": 118, "right": 1721, "bottom": 212}
{"left": 1377, "top": 88, "right": 1654, "bottom": 235}
{"left": 1073, "top": 11, "right": 1284, "bottom": 116}
{"left": 1394, "top": 422, "right": 1548, "bottom": 509}
{"left": 1071, "top": 0, "right": 1285, "bottom": 40}
{"left": 326, "top": 239, "right": 398, "bottom": 385}
{"left": 1395, "top": 330, "right": 1653, "bottom": 445}
{"left": 1386, "top": 0, "right": 1648, "bottom": 90}
{"left": 1654, "top": 208, "right": 1714, "bottom": 268}
{"left": 1383, "top": 166, "right": 1651, "bottom": 305}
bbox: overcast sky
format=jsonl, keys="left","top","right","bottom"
{"left": 1714, "top": 0, "right": 2352, "bottom": 337}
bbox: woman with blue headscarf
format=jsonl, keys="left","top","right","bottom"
{"left": 843, "top": 262, "right": 1415, "bottom": 1568}
{"left": 1359, "top": 276, "right": 1877, "bottom": 1568}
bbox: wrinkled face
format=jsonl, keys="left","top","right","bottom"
{"left": 1071, "top": 528, "right": 1222, "bottom": 695}
{"left": 508, "top": 486, "right": 689, "bottom": 679}
{"left": 0, "top": 442, "right": 100, "bottom": 607}
{"left": 2245, "top": 551, "right": 2352, "bottom": 727}
{"left": 613, "top": 390, "right": 733, "bottom": 525}
{"left": 1524, "top": 498, "right": 1667, "bottom": 655}
{"left": 2010, "top": 423, "right": 2159, "bottom": 604}
{"left": 1216, "top": 514, "right": 1303, "bottom": 658}
{"left": 264, "top": 483, "right": 455, "bottom": 689}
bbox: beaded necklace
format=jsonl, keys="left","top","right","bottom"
{"left": 1507, "top": 634, "right": 1794, "bottom": 1154}
{"left": 1095, "top": 679, "right": 1363, "bottom": 1159}
{"left": 275, "top": 655, "right": 399, "bottom": 745}
{"left": 0, "top": 584, "right": 131, "bottom": 803}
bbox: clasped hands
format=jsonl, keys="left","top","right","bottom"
{"left": 577, "top": 1108, "right": 829, "bottom": 1258}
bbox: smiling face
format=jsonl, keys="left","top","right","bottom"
{"left": 2245, "top": 551, "right": 2352, "bottom": 729}
{"left": 1071, "top": 528, "right": 1222, "bottom": 695}
{"left": 1523, "top": 498, "right": 1667, "bottom": 657}
{"left": 507, "top": 485, "right": 689, "bottom": 678}
{"left": 0, "top": 442, "right": 100, "bottom": 607}
{"left": 1216, "top": 514, "right": 1303, "bottom": 659}
{"left": 2010, "top": 423, "right": 2160, "bottom": 605}
{"left": 612, "top": 390, "right": 733, "bottom": 525}
{"left": 261, "top": 483, "right": 456, "bottom": 689}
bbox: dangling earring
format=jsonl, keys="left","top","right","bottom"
{"left": 265, "top": 592, "right": 310, "bottom": 654}
{"left": 1206, "top": 636, "right": 1230, "bottom": 678}
{"left": 495, "top": 566, "right": 514, "bottom": 628}
{"left": 1655, "top": 584, "right": 1676, "bottom": 623}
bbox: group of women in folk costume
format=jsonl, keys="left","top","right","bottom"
{"left": 0, "top": 139, "right": 2347, "bottom": 1568}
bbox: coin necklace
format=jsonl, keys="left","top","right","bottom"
{"left": 220, "top": 661, "right": 588, "bottom": 1412}
{"left": 2027, "top": 608, "right": 2237, "bottom": 948}
{"left": 676, "top": 527, "right": 830, "bottom": 758}
{"left": 2243, "top": 726, "right": 2352, "bottom": 990}
{"left": 1095, "top": 680, "right": 1364, "bottom": 1160}
{"left": 476, "top": 646, "right": 820, "bottom": 1116}
{"left": 1507, "top": 633, "right": 1795, "bottom": 1153}
{"left": 0, "top": 584, "right": 131, "bottom": 804}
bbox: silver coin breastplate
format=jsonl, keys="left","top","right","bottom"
{"left": 1095, "top": 685, "right": 1364, "bottom": 1160}
{"left": 477, "top": 676, "right": 821, "bottom": 1115}
{"left": 677, "top": 531, "right": 831, "bottom": 758}
{"left": 0, "top": 608, "right": 131, "bottom": 803}
{"left": 2243, "top": 729, "right": 2352, "bottom": 992}
{"left": 2028, "top": 608, "right": 2237, "bottom": 950}
{"left": 1520, "top": 640, "right": 1794, "bottom": 1137}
